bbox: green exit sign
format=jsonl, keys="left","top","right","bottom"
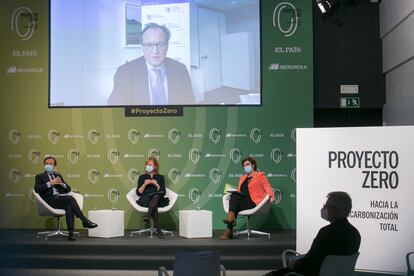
{"left": 340, "top": 97, "right": 360, "bottom": 108}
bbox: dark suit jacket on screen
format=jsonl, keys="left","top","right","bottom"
{"left": 294, "top": 218, "right": 361, "bottom": 276}
{"left": 34, "top": 172, "right": 71, "bottom": 203}
{"left": 107, "top": 56, "right": 194, "bottom": 105}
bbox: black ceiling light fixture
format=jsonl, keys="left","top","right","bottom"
{"left": 316, "top": 0, "right": 340, "bottom": 15}
{"left": 315, "top": 0, "right": 360, "bottom": 25}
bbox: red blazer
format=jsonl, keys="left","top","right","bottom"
{"left": 237, "top": 172, "right": 275, "bottom": 205}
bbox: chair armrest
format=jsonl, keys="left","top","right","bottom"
{"left": 69, "top": 191, "right": 83, "bottom": 210}
{"left": 407, "top": 251, "right": 414, "bottom": 271}
{"left": 282, "top": 249, "right": 301, "bottom": 268}
{"left": 220, "top": 264, "right": 226, "bottom": 276}
{"left": 158, "top": 266, "right": 169, "bottom": 276}
{"left": 222, "top": 193, "right": 231, "bottom": 213}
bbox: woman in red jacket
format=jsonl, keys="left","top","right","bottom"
{"left": 220, "top": 157, "right": 275, "bottom": 240}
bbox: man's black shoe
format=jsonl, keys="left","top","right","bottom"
{"left": 82, "top": 220, "right": 98, "bottom": 229}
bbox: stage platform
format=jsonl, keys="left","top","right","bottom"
{"left": 0, "top": 229, "right": 295, "bottom": 271}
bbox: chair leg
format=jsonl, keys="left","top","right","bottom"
{"left": 130, "top": 218, "right": 173, "bottom": 238}
{"left": 130, "top": 228, "right": 155, "bottom": 238}
{"left": 160, "top": 229, "right": 174, "bottom": 237}
{"left": 234, "top": 216, "right": 271, "bottom": 239}
{"left": 37, "top": 216, "right": 79, "bottom": 240}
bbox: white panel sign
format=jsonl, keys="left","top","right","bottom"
{"left": 296, "top": 126, "right": 414, "bottom": 274}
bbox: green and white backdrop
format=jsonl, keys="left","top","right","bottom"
{"left": 0, "top": 0, "right": 313, "bottom": 230}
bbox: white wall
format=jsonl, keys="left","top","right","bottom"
{"left": 226, "top": 4, "right": 260, "bottom": 90}
{"left": 380, "top": 0, "right": 414, "bottom": 125}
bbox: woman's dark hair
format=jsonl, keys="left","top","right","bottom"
{"left": 241, "top": 157, "right": 257, "bottom": 171}
{"left": 43, "top": 156, "right": 57, "bottom": 166}
{"left": 145, "top": 157, "right": 159, "bottom": 174}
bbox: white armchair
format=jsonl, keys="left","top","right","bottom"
{"left": 33, "top": 190, "right": 83, "bottom": 239}
{"left": 222, "top": 193, "right": 272, "bottom": 239}
{"left": 126, "top": 187, "right": 178, "bottom": 238}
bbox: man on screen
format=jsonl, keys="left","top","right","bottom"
{"left": 107, "top": 23, "right": 194, "bottom": 105}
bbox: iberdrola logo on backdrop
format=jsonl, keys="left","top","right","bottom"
{"left": 273, "top": 2, "right": 299, "bottom": 37}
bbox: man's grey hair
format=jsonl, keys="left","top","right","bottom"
{"left": 327, "top": 191, "right": 352, "bottom": 218}
{"left": 142, "top": 23, "right": 171, "bottom": 41}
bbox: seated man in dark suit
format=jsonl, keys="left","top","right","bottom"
{"left": 264, "top": 191, "right": 361, "bottom": 276}
{"left": 34, "top": 156, "right": 97, "bottom": 241}
{"left": 107, "top": 22, "right": 194, "bottom": 105}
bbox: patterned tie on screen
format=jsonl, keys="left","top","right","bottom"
{"left": 151, "top": 68, "right": 167, "bottom": 105}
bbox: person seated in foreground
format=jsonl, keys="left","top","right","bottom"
{"left": 34, "top": 156, "right": 98, "bottom": 241}
{"left": 220, "top": 157, "right": 275, "bottom": 240}
{"left": 264, "top": 191, "right": 361, "bottom": 276}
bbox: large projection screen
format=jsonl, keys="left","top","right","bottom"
{"left": 49, "top": 0, "right": 261, "bottom": 107}
{"left": 296, "top": 126, "right": 414, "bottom": 274}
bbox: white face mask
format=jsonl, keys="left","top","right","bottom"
{"left": 321, "top": 206, "right": 330, "bottom": 221}
{"left": 146, "top": 165, "right": 154, "bottom": 173}
{"left": 243, "top": 165, "right": 253, "bottom": 174}
{"left": 44, "top": 164, "right": 54, "bottom": 174}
